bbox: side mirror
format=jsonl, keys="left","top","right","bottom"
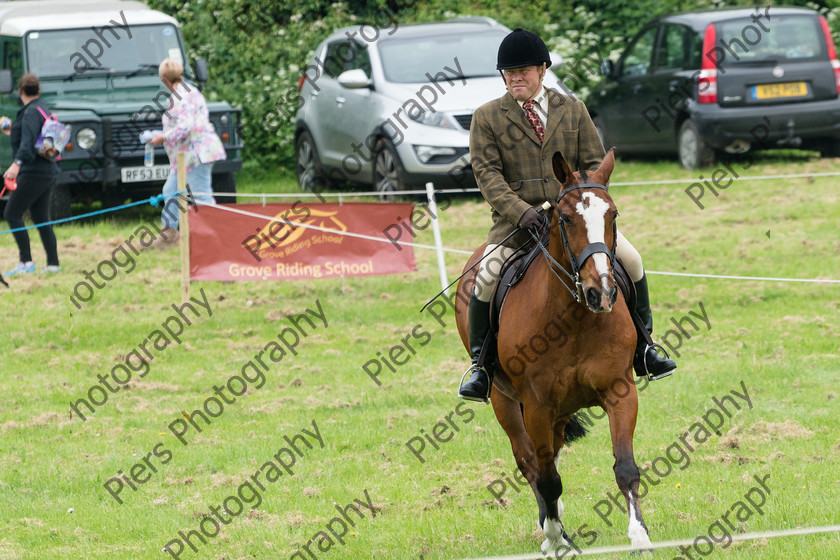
{"left": 599, "top": 60, "right": 615, "bottom": 77}
{"left": 0, "top": 69, "right": 13, "bottom": 94}
{"left": 337, "top": 69, "right": 371, "bottom": 89}
{"left": 194, "top": 57, "right": 208, "bottom": 85}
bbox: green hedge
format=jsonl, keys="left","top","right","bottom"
{"left": 145, "top": 0, "right": 840, "bottom": 174}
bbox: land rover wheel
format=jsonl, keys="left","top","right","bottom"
{"left": 213, "top": 172, "right": 237, "bottom": 204}
{"left": 49, "top": 183, "right": 72, "bottom": 220}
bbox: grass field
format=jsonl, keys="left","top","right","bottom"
{"left": 0, "top": 153, "right": 838, "bottom": 560}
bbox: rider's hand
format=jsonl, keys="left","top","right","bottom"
{"left": 518, "top": 207, "right": 542, "bottom": 230}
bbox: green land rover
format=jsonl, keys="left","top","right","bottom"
{"left": 0, "top": 0, "right": 242, "bottom": 218}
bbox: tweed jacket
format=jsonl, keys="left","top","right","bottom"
{"left": 470, "top": 87, "right": 605, "bottom": 247}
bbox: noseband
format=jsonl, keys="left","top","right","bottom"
{"left": 529, "top": 183, "right": 617, "bottom": 303}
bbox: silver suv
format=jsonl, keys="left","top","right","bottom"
{"left": 294, "top": 18, "right": 568, "bottom": 196}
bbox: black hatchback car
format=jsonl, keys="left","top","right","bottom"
{"left": 587, "top": 6, "right": 840, "bottom": 168}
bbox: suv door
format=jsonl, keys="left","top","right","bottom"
{"left": 316, "top": 39, "right": 375, "bottom": 175}
{"left": 644, "top": 23, "right": 699, "bottom": 150}
{"left": 594, "top": 24, "right": 661, "bottom": 152}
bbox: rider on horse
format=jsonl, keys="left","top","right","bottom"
{"left": 459, "top": 28, "right": 676, "bottom": 402}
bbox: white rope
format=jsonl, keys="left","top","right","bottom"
{"left": 202, "top": 203, "right": 836, "bottom": 284}
{"left": 453, "top": 524, "right": 840, "bottom": 560}
{"left": 610, "top": 170, "right": 840, "bottom": 187}
{"left": 216, "top": 170, "right": 840, "bottom": 200}
{"left": 647, "top": 270, "right": 840, "bottom": 284}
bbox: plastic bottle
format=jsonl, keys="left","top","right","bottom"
{"left": 144, "top": 142, "right": 154, "bottom": 168}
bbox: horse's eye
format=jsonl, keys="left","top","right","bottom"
{"left": 560, "top": 214, "right": 573, "bottom": 225}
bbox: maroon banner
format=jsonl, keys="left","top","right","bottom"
{"left": 189, "top": 202, "right": 416, "bottom": 281}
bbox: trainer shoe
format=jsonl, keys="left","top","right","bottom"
{"left": 44, "top": 265, "right": 62, "bottom": 274}
{"left": 5, "top": 261, "right": 35, "bottom": 275}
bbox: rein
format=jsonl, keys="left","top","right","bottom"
{"left": 529, "top": 183, "right": 617, "bottom": 303}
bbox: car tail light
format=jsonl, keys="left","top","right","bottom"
{"left": 298, "top": 75, "right": 306, "bottom": 92}
{"left": 819, "top": 16, "right": 840, "bottom": 95}
{"left": 698, "top": 24, "right": 717, "bottom": 104}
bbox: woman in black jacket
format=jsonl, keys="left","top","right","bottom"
{"left": 2, "top": 73, "right": 60, "bottom": 275}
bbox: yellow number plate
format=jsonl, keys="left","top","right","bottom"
{"left": 752, "top": 82, "right": 808, "bottom": 100}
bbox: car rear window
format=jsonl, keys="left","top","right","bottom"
{"left": 378, "top": 29, "right": 506, "bottom": 83}
{"left": 714, "top": 14, "right": 826, "bottom": 70}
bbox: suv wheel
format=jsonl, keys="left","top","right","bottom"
{"left": 295, "top": 131, "right": 327, "bottom": 192}
{"left": 678, "top": 120, "right": 715, "bottom": 169}
{"left": 818, "top": 138, "right": 840, "bottom": 158}
{"left": 372, "top": 139, "right": 406, "bottom": 201}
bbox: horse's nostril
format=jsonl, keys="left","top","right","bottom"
{"left": 586, "top": 287, "right": 600, "bottom": 308}
{"left": 609, "top": 286, "right": 617, "bottom": 306}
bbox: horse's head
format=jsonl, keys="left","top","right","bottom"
{"left": 550, "top": 150, "right": 619, "bottom": 313}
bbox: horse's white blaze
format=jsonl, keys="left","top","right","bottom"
{"left": 575, "top": 192, "right": 611, "bottom": 293}
{"left": 627, "top": 494, "right": 652, "bottom": 549}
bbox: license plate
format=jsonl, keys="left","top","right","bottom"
{"left": 120, "top": 165, "right": 170, "bottom": 183}
{"left": 751, "top": 82, "right": 808, "bottom": 100}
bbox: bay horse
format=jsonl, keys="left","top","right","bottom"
{"left": 455, "top": 150, "right": 654, "bottom": 553}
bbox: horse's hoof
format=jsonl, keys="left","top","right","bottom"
{"left": 541, "top": 537, "right": 577, "bottom": 556}
{"left": 540, "top": 538, "right": 554, "bottom": 555}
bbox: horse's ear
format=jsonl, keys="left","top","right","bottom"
{"left": 590, "top": 148, "right": 615, "bottom": 189}
{"left": 552, "top": 151, "right": 575, "bottom": 187}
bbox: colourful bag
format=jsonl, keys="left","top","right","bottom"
{"left": 34, "top": 105, "right": 71, "bottom": 162}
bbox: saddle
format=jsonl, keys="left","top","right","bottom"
{"left": 477, "top": 237, "right": 655, "bottom": 370}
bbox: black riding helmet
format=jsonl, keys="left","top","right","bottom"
{"left": 497, "top": 28, "right": 552, "bottom": 70}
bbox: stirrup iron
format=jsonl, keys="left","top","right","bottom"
{"left": 643, "top": 342, "right": 675, "bottom": 381}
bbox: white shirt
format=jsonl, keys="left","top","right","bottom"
{"left": 517, "top": 87, "right": 548, "bottom": 128}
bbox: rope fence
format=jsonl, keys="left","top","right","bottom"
{"left": 452, "top": 524, "right": 840, "bottom": 560}
{"left": 0, "top": 171, "right": 837, "bottom": 287}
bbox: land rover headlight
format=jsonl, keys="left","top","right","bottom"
{"left": 76, "top": 128, "right": 96, "bottom": 150}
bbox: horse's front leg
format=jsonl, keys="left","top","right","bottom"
{"left": 604, "top": 389, "right": 654, "bottom": 552}
{"left": 489, "top": 392, "right": 547, "bottom": 529}
{"left": 522, "top": 404, "right": 569, "bottom": 554}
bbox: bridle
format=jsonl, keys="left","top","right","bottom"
{"left": 528, "top": 183, "right": 617, "bottom": 303}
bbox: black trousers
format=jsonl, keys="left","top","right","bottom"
{"left": 3, "top": 172, "right": 59, "bottom": 266}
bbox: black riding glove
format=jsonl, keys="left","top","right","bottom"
{"left": 518, "top": 207, "right": 542, "bottom": 230}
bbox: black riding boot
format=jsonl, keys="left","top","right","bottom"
{"left": 458, "top": 294, "right": 493, "bottom": 402}
{"left": 633, "top": 274, "right": 677, "bottom": 379}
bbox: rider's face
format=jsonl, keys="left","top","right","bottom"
{"left": 503, "top": 64, "right": 545, "bottom": 101}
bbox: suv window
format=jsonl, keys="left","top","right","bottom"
{"left": 716, "top": 14, "right": 826, "bottom": 70}
{"left": 323, "top": 40, "right": 372, "bottom": 79}
{"left": 622, "top": 26, "right": 657, "bottom": 77}
{"left": 378, "top": 30, "right": 505, "bottom": 83}
{"left": 656, "top": 24, "right": 691, "bottom": 71}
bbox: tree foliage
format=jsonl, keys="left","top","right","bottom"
{"left": 144, "top": 0, "right": 840, "bottom": 173}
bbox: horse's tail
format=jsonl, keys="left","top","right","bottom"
{"left": 564, "top": 414, "right": 589, "bottom": 444}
